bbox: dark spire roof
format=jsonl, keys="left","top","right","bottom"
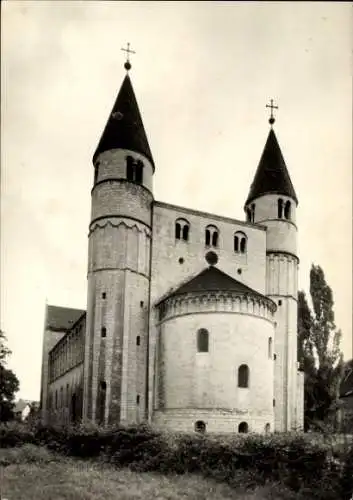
{"left": 157, "top": 266, "right": 272, "bottom": 305}
{"left": 245, "top": 128, "right": 298, "bottom": 206}
{"left": 93, "top": 74, "right": 154, "bottom": 168}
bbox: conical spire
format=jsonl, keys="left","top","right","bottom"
{"left": 245, "top": 128, "right": 298, "bottom": 206}
{"left": 93, "top": 73, "right": 154, "bottom": 168}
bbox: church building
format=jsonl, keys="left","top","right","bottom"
{"left": 40, "top": 53, "right": 304, "bottom": 434}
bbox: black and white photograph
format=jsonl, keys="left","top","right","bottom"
{"left": 1, "top": 2, "right": 352, "bottom": 499}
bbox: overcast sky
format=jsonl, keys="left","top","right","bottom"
{"left": 1, "top": 1, "right": 352, "bottom": 401}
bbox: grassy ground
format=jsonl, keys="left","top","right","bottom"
{"left": 0, "top": 445, "right": 294, "bottom": 500}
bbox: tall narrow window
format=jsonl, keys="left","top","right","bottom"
{"left": 98, "top": 381, "right": 106, "bottom": 425}
{"left": 136, "top": 394, "right": 140, "bottom": 405}
{"left": 182, "top": 224, "right": 189, "bottom": 241}
{"left": 284, "top": 201, "right": 291, "bottom": 220}
{"left": 66, "top": 383, "right": 69, "bottom": 406}
{"left": 101, "top": 327, "right": 107, "bottom": 338}
{"left": 55, "top": 390, "right": 58, "bottom": 409}
{"left": 197, "top": 328, "right": 209, "bottom": 353}
{"left": 278, "top": 198, "right": 283, "bottom": 218}
{"left": 175, "top": 222, "right": 181, "bottom": 239}
{"left": 268, "top": 337, "right": 273, "bottom": 359}
{"left": 234, "top": 235, "right": 239, "bottom": 252}
{"left": 238, "top": 364, "right": 249, "bottom": 388}
{"left": 265, "top": 423, "right": 271, "bottom": 434}
{"left": 136, "top": 335, "right": 141, "bottom": 346}
{"left": 135, "top": 160, "right": 143, "bottom": 184}
{"left": 246, "top": 208, "right": 252, "bottom": 222}
{"left": 238, "top": 422, "right": 248, "bottom": 433}
{"left": 126, "top": 156, "right": 134, "bottom": 181}
{"left": 240, "top": 237, "right": 246, "bottom": 253}
{"left": 205, "top": 225, "right": 219, "bottom": 248}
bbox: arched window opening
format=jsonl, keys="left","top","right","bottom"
{"left": 175, "top": 219, "right": 190, "bottom": 242}
{"left": 238, "top": 421, "right": 248, "bottom": 433}
{"left": 265, "top": 423, "right": 271, "bottom": 434}
{"left": 238, "top": 364, "right": 249, "bottom": 388}
{"left": 135, "top": 160, "right": 144, "bottom": 184}
{"left": 205, "top": 225, "right": 219, "bottom": 248}
{"left": 234, "top": 232, "right": 247, "bottom": 254}
{"left": 126, "top": 156, "right": 134, "bottom": 181}
{"left": 268, "top": 337, "right": 273, "bottom": 359}
{"left": 197, "top": 328, "right": 209, "bottom": 353}
{"left": 55, "top": 390, "right": 58, "bottom": 409}
{"left": 101, "top": 327, "right": 107, "bottom": 338}
{"left": 278, "top": 198, "right": 283, "bottom": 218}
{"left": 284, "top": 201, "right": 291, "bottom": 220}
{"left": 246, "top": 208, "right": 252, "bottom": 222}
{"left": 60, "top": 386, "right": 63, "bottom": 408}
{"left": 136, "top": 394, "right": 140, "bottom": 405}
{"left": 195, "top": 420, "right": 206, "bottom": 433}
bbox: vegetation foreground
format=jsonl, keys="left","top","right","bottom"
{"left": 0, "top": 423, "right": 353, "bottom": 499}
{"left": 0, "top": 445, "right": 294, "bottom": 500}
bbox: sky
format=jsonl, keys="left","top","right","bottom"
{"left": 1, "top": 1, "right": 352, "bottom": 401}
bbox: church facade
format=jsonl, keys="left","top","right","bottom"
{"left": 40, "top": 62, "right": 304, "bottom": 434}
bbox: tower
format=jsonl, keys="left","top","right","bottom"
{"left": 244, "top": 106, "right": 299, "bottom": 431}
{"left": 83, "top": 52, "right": 154, "bottom": 425}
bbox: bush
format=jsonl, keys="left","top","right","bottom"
{"left": 1, "top": 421, "right": 352, "bottom": 498}
{"left": 0, "top": 443, "right": 59, "bottom": 466}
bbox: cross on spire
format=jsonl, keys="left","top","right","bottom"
{"left": 121, "top": 42, "right": 136, "bottom": 71}
{"left": 266, "top": 99, "right": 278, "bottom": 126}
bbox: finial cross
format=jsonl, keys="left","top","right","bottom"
{"left": 121, "top": 42, "right": 136, "bottom": 63}
{"left": 266, "top": 99, "right": 278, "bottom": 125}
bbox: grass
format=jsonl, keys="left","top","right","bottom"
{"left": 0, "top": 445, "right": 296, "bottom": 500}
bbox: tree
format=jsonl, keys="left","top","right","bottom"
{"left": 297, "top": 265, "right": 344, "bottom": 431}
{"left": 0, "top": 330, "right": 20, "bottom": 422}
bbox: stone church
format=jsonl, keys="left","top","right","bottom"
{"left": 40, "top": 57, "right": 304, "bottom": 434}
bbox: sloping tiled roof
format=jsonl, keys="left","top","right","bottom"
{"left": 158, "top": 266, "right": 270, "bottom": 304}
{"left": 14, "top": 399, "right": 31, "bottom": 413}
{"left": 93, "top": 73, "right": 154, "bottom": 168}
{"left": 46, "top": 305, "right": 85, "bottom": 332}
{"left": 245, "top": 128, "right": 298, "bottom": 206}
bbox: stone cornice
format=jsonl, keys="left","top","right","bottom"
{"left": 89, "top": 217, "right": 152, "bottom": 236}
{"left": 157, "top": 290, "right": 276, "bottom": 323}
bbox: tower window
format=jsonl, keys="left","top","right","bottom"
{"left": 251, "top": 204, "right": 255, "bottom": 223}
{"left": 136, "top": 394, "right": 140, "bottom": 405}
{"left": 100, "top": 381, "right": 107, "bottom": 391}
{"left": 135, "top": 160, "right": 143, "bottom": 184}
{"left": 234, "top": 232, "right": 247, "bottom": 254}
{"left": 126, "top": 156, "right": 144, "bottom": 184}
{"left": 102, "top": 292, "right": 106, "bottom": 299}
{"left": 246, "top": 207, "right": 252, "bottom": 222}
{"left": 205, "top": 225, "right": 219, "bottom": 248}
{"left": 101, "top": 327, "right": 107, "bottom": 338}
{"left": 197, "top": 328, "right": 209, "bottom": 353}
{"left": 238, "top": 421, "right": 248, "bottom": 433}
{"left": 265, "top": 423, "right": 271, "bottom": 434}
{"left": 140, "top": 301, "right": 144, "bottom": 308}
{"left": 268, "top": 337, "right": 273, "bottom": 359}
{"left": 273, "top": 398, "right": 276, "bottom": 407}
{"left": 278, "top": 300, "right": 282, "bottom": 306}
{"left": 284, "top": 201, "right": 291, "bottom": 220}
{"left": 126, "top": 156, "right": 135, "bottom": 181}
{"left": 278, "top": 198, "right": 284, "bottom": 218}
{"left": 238, "top": 364, "right": 249, "bottom": 388}
{"left": 136, "top": 335, "right": 141, "bottom": 346}
{"left": 175, "top": 218, "right": 190, "bottom": 242}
